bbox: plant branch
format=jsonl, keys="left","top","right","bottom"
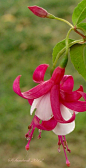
{"left": 65, "top": 28, "right": 74, "bottom": 56}
{"left": 52, "top": 39, "right": 84, "bottom": 69}
{"left": 55, "top": 17, "right": 74, "bottom": 28}
{"left": 74, "top": 27, "right": 86, "bottom": 39}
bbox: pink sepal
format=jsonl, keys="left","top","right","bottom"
{"left": 35, "top": 116, "right": 57, "bottom": 131}
{"left": 51, "top": 66, "right": 65, "bottom": 84}
{"left": 50, "top": 85, "right": 75, "bottom": 123}
{"left": 22, "top": 80, "right": 53, "bottom": 99}
{"left": 13, "top": 75, "right": 53, "bottom": 100}
{"left": 13, "top": 75, "right": 32, "bottom": 105}
{"left": 13, "top": 75, "right": 25, "bottom": 98}
{"left": 63, "top": 100, "right": 86, "bottom": 112}
{"left": 28, "top": 99, "right": 34, "bottom": 105}
{"left": 60, "top": 75, "right": 74, "bottom": 91}
{"left": 78, "top": 91, "right": 86, "bottom": 101}
{"left": 33, "top": 64, "right": 49, "bottom": 83}
{"left": 60, "top": 85, "right": 83, "bottom": 102}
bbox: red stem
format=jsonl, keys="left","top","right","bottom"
{"left": 74, "top": 27, "right": 86, "bottom": 39}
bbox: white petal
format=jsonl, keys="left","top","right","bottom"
{"left": 68, "top": 108, "right": 78, "bottom": 115}
{"left": 53, "top": 104, "right": 75, "bottom": 135}
{"left": 35, "top": 92, "right": 53, "bottom": 121}
{"left": 75, "top": 112, "right": 79, "bottom": 114}
{"left": 30, "top": 97, "right": 42, "bottom": 115}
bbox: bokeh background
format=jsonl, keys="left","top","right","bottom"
{"left": 0, "top": 0, "right": 86, "bottom": 167}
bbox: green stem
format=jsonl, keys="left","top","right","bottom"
{"left": 59, "top": 28, "right": 74, "bottom": 68}
{"left": 52, "top": 39, "right": 83, "bottom": 69}
{"left": 65, "top": 28, "right": 74, "bottom": 56}
{"left": 55, "top": 17, "right": 74, "bottom": 28}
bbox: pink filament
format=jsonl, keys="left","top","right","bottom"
{"left": 25, "top": 115, "right": 40, "bottom": 150}
{"left": 58, "top": 135, "right": 70, "bottom": 167}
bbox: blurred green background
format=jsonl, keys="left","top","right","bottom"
{"left": 0, "top": 0, "right": 86, "bottom": 167}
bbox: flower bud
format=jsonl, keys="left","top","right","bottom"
{"left": 28, "top": 6, "right": 55, "bottom": 19}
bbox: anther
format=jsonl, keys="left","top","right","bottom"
{"left": 64, "top": 141, "right": 67, "bottom": 149}
{"left": 28, "top": 125, "right": 31, "bottom": 129}
{"left": 58, "top": 142, "right": 61, "bottom": 146}
{"left": 25, "top": 133, "right": 29, "bottom": 138}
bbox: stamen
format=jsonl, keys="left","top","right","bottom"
{"left": 63, "top": 136, "right": 71, "bottom": 153}
{"left": 38, "top": 129, "right": 42, "bottom": 139}
{"left": 58, "top": 135, "right": 70, "bottom": 167}
{"left": 58, "top": 135, "right": 61, "bottom": 152}
{"left": 58, "top": 146, "right": 61, "bottom": 153}
{"left": 63, "top": 140, "right": 66, "bottom": 149}
{"left": 25, "top": 126, "right": 35, "bottom": 150}
{"left": 25, "top": 115, "right": 40, "bottom": 150}
{"left": 58, "top": 135, "right": 61, "bottom": 145}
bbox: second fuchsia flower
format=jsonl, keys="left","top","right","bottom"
{"left": 13, "top": 64, "right": 86, "bottom": 167}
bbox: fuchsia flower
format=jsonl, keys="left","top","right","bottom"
{"left": 13, "top": 64, "right": 86, "bottom": 167}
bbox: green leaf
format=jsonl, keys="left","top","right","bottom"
{"left": 72, "top": 0, "right": 86, "bottom": 25}
{"left": 70, "top": 43, "right": 86, "bottom": 80}
{"left": 77, "top": 23, "right": 86, "bottom": 35}
{"left": 83, "top": 45, "right": 86, "bottom": 67}
{"left": 52, "top": 39, "right": 74, "bottom": 64}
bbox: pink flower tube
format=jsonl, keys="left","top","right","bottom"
{"left": 13, "top": 64, "right": 85, "bottom": 166}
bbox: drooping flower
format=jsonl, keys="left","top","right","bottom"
{"left": 13, "top": 64, "right": 86, "bottom": 166}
